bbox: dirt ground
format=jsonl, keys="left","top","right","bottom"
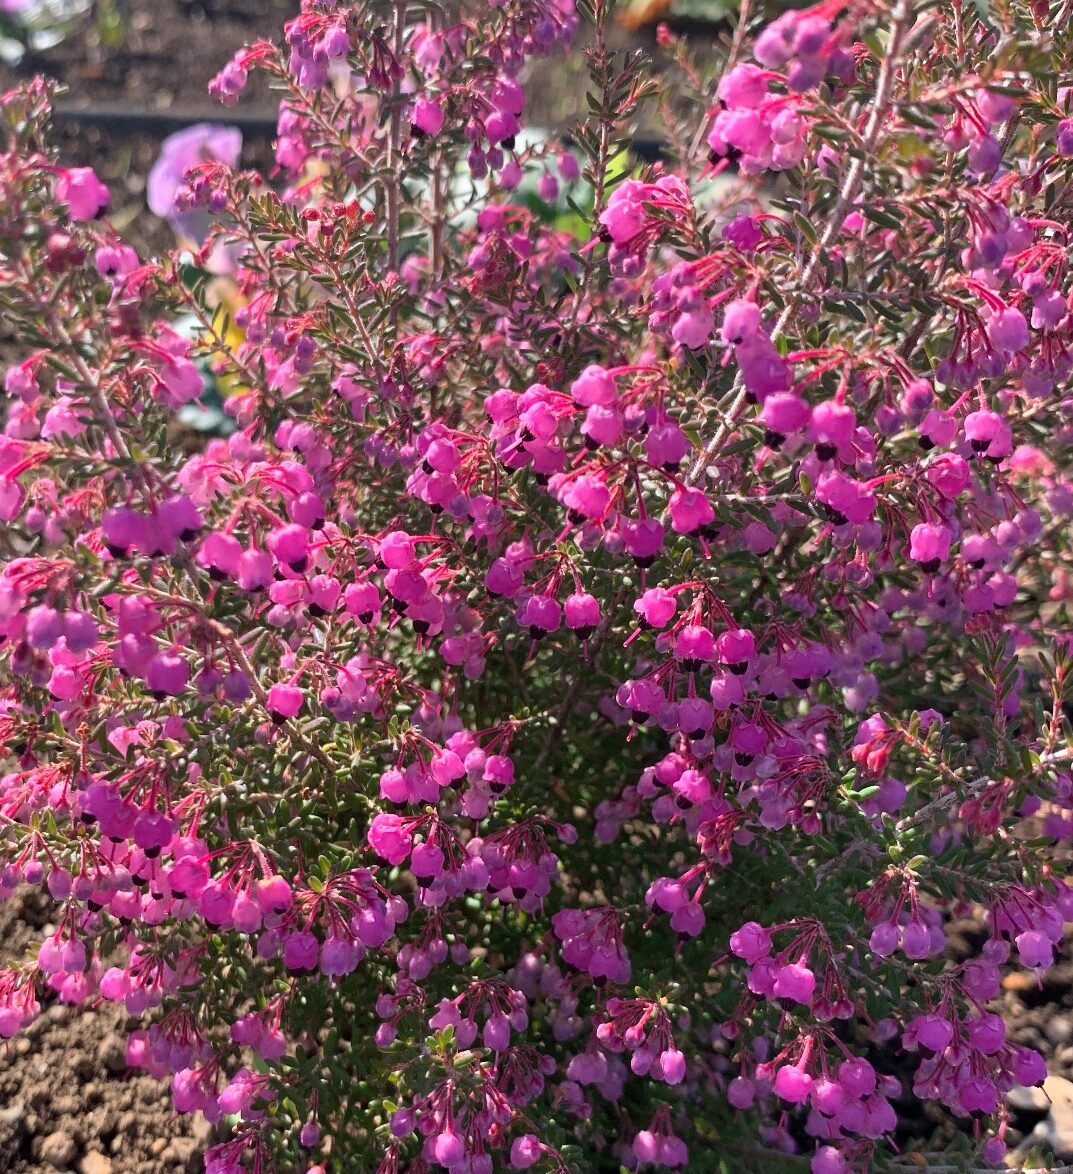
{"left": 0, "top": 888, "right": 212, "bottom": 1174}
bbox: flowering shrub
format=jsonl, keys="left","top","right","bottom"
{"left": 3, "top": 0, "right": 1073, "bottom": 1171}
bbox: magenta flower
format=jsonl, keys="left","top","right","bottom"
{"left": 1014, "top": 928, "right": 1053, "bottom": 969}
{"left": 411, "top": 97, "right": 445, "bottom": 138}
{"left": 266, "top": 683, "right": 304, "bottom": 723}
{"left": 772, "top": 961, "right": 816, "bottom": 1004}
{"left": 908, "top": 522, "right": 952, "bottom": 571}
{"left": 985, "top": 304, "right": 1030, "bottom": 353}
{"left": 773, "top": 1063, "right": 812, "bottom": 1103}
{"left": 1059, "top": 118, "right": 1073, "bottom": 156}
{"left": 56, "top": 167, "right": 110, "bottom": 221}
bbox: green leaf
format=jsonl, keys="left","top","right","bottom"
{"left": 862, "top": 206, "right": 902, "bottom": 231}
{"left": 793, "top": 211, "right": 818, "bottom": 245}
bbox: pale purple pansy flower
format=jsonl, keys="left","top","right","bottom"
{"left": 147, "top": 123, "right": 243, "bottom": 240}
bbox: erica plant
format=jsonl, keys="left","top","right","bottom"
{"left": 2, "top": 0, "right": 1073, "bottom": 1171}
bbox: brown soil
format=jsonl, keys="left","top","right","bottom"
{"left": 0, "top": 888, "right": 212, "bottom": 1174}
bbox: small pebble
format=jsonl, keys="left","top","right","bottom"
{"left": 41, "top": 1130, "right": 79, "bottom": 1169}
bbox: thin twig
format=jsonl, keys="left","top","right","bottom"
{"left": 425, "top": 4, "right": 445, "bottom": 282}
{"left": 385, "top": 0, "right": 407, "bottom": 275}
{"left": 558, "top": 0, "right": 616, "bottom": 353}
